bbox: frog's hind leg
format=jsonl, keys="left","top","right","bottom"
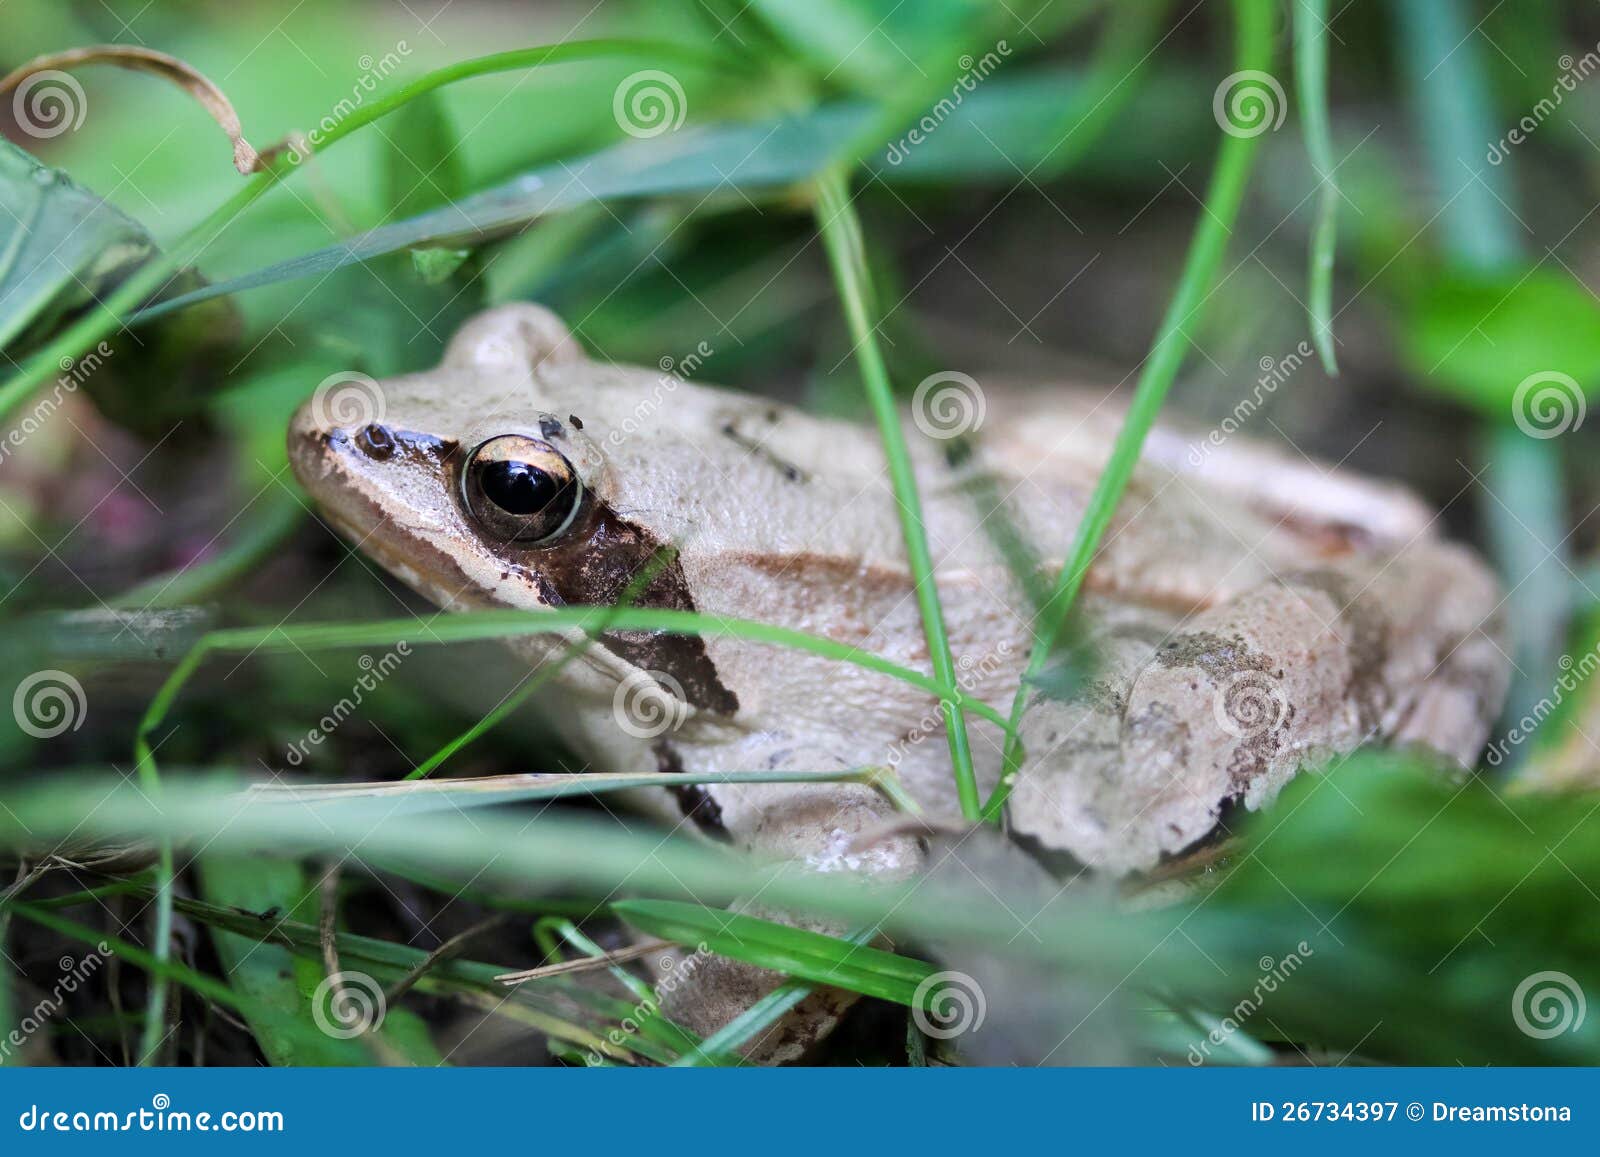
{"left": 1007, "top": 544, "right": 1506, "bottom": 876}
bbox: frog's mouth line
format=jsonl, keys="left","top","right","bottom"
{"left": 308, "top": 464, "right": 739, "bottom": 719}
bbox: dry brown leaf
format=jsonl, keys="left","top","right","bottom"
{"left": 0, "top": 44, "right": 260, "bottom": 174}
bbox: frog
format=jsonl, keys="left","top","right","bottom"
{"left": 287, "top": 304, "right": 1508, "bottom": 1051}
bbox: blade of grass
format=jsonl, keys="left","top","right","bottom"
{"left": 983, "top": 0, "right": 1274, "bottom": 819}
{"left": 814, "top": 167, "right": 981, "bottom": 821}
{"left": 614, "top": 898, "right": 934, "bottom": 1005}
{"left": 140, "top": 607, "right": 1012, "bottom": 752}
{"left": 1295, "top": 0, "right": 1339, "bottom": 374}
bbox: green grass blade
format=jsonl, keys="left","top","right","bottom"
{"left": 984, "top": 0, "right": 1274, "bottom": 818}
{"left": 814, "top": 167, "right": 981, "bottom": 820}
{"left": 613, "top": 899, "right": 932, "bottom": 1005}
{"left": 1295, "top": 0, "right": 1340, "bottom": 374}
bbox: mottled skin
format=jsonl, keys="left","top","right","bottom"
{"left": 288, "top": 305, "right": 1509, "bottom": 1051}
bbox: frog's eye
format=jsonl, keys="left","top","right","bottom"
{"left": 461, "top": 435, "right": 583, "bottom": 544}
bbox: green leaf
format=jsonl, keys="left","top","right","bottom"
{"left": 1400, "top": 267, "right": 1600, "bottom": 415}
{"left": 197, "top": 856, "right": 367, "bottom": 1066}
{"left": 410, "top": 247, "right": 472, "bottom": 284}
{"left": 613, "top": 899, "right": 934, "bottom": 1006}
{"left": 0, "top": 139, "right": 154, "bottom": 354}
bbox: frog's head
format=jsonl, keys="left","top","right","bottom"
{"left": 286, "top": 304, "right": 744, "bottom": 714}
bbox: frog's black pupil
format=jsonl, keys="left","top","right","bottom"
{"left": 481, "top": 460, "right": 564, "bottom": 515}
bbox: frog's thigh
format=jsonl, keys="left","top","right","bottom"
{"left": 1011, "top": 579, "right": 1360, "bottom": 874}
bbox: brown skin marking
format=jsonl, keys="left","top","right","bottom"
{"left": 449, "top": 446, "right": 741, "bottom": 716}
{"left": 653, "top": 741, "right": 728, "bottom": 838}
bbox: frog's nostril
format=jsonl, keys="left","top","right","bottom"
{"left": 355, "top": 424, "right": 397, "bottom": 460}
